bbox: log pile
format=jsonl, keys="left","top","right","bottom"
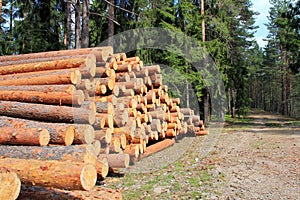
{"left": 0, "top": 47, "right": 207, "bottom": 199}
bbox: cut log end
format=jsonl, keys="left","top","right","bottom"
{"left": 0, "top": 172, "right": 21, "bottom": 200}
{"left": 39, "top": 129, "right": 51, "bottom": 146}
{"left": 64, "top": 126, "right": 75, "bottom": 146}
{"left": 80, "top": 164, "right": 97, "bottom": 191}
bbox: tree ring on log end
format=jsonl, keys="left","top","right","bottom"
{"left": 39, "top": 129, "right": 50, "bottom": 146}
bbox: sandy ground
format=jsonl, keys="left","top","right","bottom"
{"left": 105, "top": 110, "right": 300, "bottom": 199}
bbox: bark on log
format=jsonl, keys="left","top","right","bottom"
{"left": 76, "top": 78, "right": 95, "bottom": 91}
{"left": 115, "top": 72, "right": 130, "bottom": 82}
{"left": 113, "top": 120, "right": 136, "bottom": 140}
{"left": 96, "top": 113, "right": 114, "bottom": 128}
{"left": 98, "top": 153, "right": 129, "bottom": 169}
{"left": 94, "top": 82, "right": 107, "bottom": 95}
{"left": 0, "top": 144, "right": 96, "bottom": 164}
{"left": 0, "top": 101, "right": 95, "bottom": 124}
{"left": 112, "top": 133, "right": 127, "bottom": 149}
{"left": 0, "top": 84, "right": 76, "bottom": 93}
{"left": 95, "top": 77, "right": 115, "bottom": 91}
{"left": 139, "top": 138, "right": 175, "bottom": 160}
{"left": 145, "top": 65, "right": 161, "bottom": 74}
{"left": 93, "top": 115, "right": 106, "bottom": 130}
{"left": 95, "top": 128, "right": 112, "bottom": 145}
{"left": 0, "top": 116, "right": 75, "bottom": 146}
{"left": 0, "top": 46, "right": 112, "bottom": 63}
{"left": 95, "top": 102, "right": 114, "bottom": 114}
{"left": 0, "top": 90, "right": 84, "bottom": 106}
{"left": 95, "top": 95, "right": 117, "bottom": 105}
{"left": 73, "top": 124, "right": 95, "bottom": 144}
{"left": 0, "top": 57, "right": 95, "bottom": 75}
{"left": 0, "top": 126, "right": 50, "bottom": 146}
{"left": 96, "top": 158, "right": 109, "bottom": 179}
{"left": 0, "top": 158, "right": 97, "bottom": 191}
{"left": 109, "top": 137, "right": 122, "bottom": 153}
{"left": 0, "top": 69, "right": 81, "bottom": 86}
{"left": 0, "top": 172, "right": 21, "bottom": 200}
{"left": 113, "top": 108, "right": 129, "bottom": 127}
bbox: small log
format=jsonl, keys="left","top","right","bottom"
{"left": 139, "top": 138, "right": 175, "bottom": 160}
{"left": 0, "top": 90, "right": 84, "bottom": 106}
{"left": 165, "top": 129, "right": 176, "bottom": 138}
{"left": 0, "top": 172, "right": 21, "bottom": 200}
{"left": 93, "top": 115, "right": 106, "bottom": 130}
{"left": 116, "top": 64, "right": 132, "bottom": 72}
{"left": 95, "top": 95, "right": 117, "bottom": 105}
{"left": 109, "top": 137, "right": 122, "bottom": 153}
{"left": 96, "top": 158, "right": 109, "bottom": 179}
{"left": 96, "top": 113, "right": 114, "bottom": 128}
{"left": 94, "top": 82, "right": 107, "bottom": 95}
{"left": 76, "top": 78, "right": 95, "bottom": 91}
{"left": 0, "top": 101, "right": 95, "bottom": 124}
{"left": 95, "top": 128, "right": 112, "bottom": 145}
{"left": 126, "top": 56, "right": 140, "bottom": 62}
{"left": 113, "top": 120, "right": 136, "bottom": 140}
{"left": 0, "top": 144, "right": 96, "bottom": 164}
{"left": 73, "top": 124, "right": 95, "bottom": 144}
{"left": 95, "top": 102, "right": 114, "bottom": 114}
{"left": 0, "top": 158, "right": 97, "bottom": 191}
{"left": 117, "top": 97, "right": 137, "bottom": 108}
{"left": 124, "top": 144, "right": 139, "bottom": 164}
{"left": 95, "top": 77, "right": 115, "bottom": 90}
{"left": 0, "top": 84, "right": 76, "bottom": 93}
{"left": 112, "top": 133, "right": 127, "bottom": 149}
{"left": 195, "top": 130, "right": 208, "bottom": 135}
{"left": 113, "top": 108, "right": 129, "bottom": 127}
{"left": 92, "top": 140, "right": 102, "bottom": 156}
{"left": 0, "top": 127, "right": 49, "bottom": 146}
{"left": 95, "top": 67, "right": 114, "bottom": 78}
{"left": 98, "top": 153, "right": 129, "bottom": 169}
{"left": 145, "top": 65, "right": 161, "bottom": 74}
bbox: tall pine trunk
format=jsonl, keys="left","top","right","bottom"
{"left": 108, "top": 0, "right": 115, "bottom": 46}
{"left": 81, "top": 0, "right": 90, "bottom": 48}
{"left": 75, "top": 0, "right": 81, "bottom": 49}
{"left": 65, "top": 0, "right": 71, "bottom": 49}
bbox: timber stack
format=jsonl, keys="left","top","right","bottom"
{"left": 0, "top": 47, "right": 207, "bottom": 199}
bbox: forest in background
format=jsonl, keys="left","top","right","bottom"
{"left": 0, "top": 0, "right": 299, "bottom": 120}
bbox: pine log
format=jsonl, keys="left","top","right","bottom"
{"left": 0, "top": 101, "right": 95, "bottom": 124}
{"left": 0, "top": 116, "right": 75, "bottom": 146}
{"left": 0, "top": 172, "right": 21, "bottom": 200}
{"left": 76, "top": 78, "right": 95, "bottom": 91}
{"left": 126, "top": 56, "right": 140, "bottom": 62}
{"left": 0, "top": 69, "right": 81, "bottom": 86}
{"left": 115, "top": 72, "right": 130, "bottom": 82}
{"left": 195, "top": 130, "right": 208, "bottom": 135}
{"left": 94, "top": 82, "right": 107, "bottom": 95}
{"left": 0, "top": 144, "right": 96, "bottom": 164}
{"left": 95, "top": 128, "right": 112, "bottom": 145}
{"left": 0, "top": 56, "right": 95, "bottom": 76}
{"left": 98, "top": 154, "right": 129, "bottom": 169}
{"left": 113, "top": 108, "right": 129, "bottom": 127}
{"left": 0, "top": 127, "right": 49, "bottom": 146}
{"left": 96, "top": 158, "right": 109, "bottom": 179}
{"left": 18, "top": 185, "right": 122, "bottom": 200}
{"left": 109, "top": 137, "right": 122, "bottom": 153}
{"left": 112, "top": 133, "right": 127, "bottom": 149}
{"left": 0, "top": 158, "right": 97, "bottom": 191}
{"left": 139, "top": 138, "right": 175, "bottom": 160}
{"left": 95, "top": 95, "right": 117, "bottom": 105}
{"left": 95, "top": 77, "right": 115, "bottom": 90}
{"left": 145, "top": 65, "right": 161, "bottom": 74}
{"left": 92, "top": 140, "right": 101, "bottom": 156}
{"left": 96, "top": 113, "right": 114, "bottom": 128}
{"left": 73, "top": 124, "right": 95, "bottom": 144}
{"left": 165, "top": 129, "right": 176, "bottom": 138}
{"left": 148, "top": 131, "right": 159, "bottom": 141}
{"left": 95, "top": 102, "right": 114, "bottom": 114}
{"left": 0, "top": 90, "right": 84, "bottom": 106}
{"left": 0, "top": 84, "right": 76, "bottom": 93}
{"left": 0, "top": 46, "right": 112, "bottom": 63}
{"left": 95, "top": 67, "right": 114, "bottom": 78}
{"left": 113, "top": 120, "right": 136, "bottom": 140}
{"left": 117, "top": 97, "right": 137, "bottom": 108}
{"left": 116, "top": 64, "right": 132, "bottom": 72}
{"left": 124, "top": 144, "right": 139, "bottom": 160}
{"left": 93, "top": 115, "right": 106, "bottom": 130}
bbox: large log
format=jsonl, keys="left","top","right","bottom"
{"left": 0, "top": 144, "right": 96, "bottom": 164}
{"left": 0, "top": 127, "right": 50, "bottom": 146}
{"left": 0, "top": 158, "right": 97, "bottom": 191}
{"left": 98, "top": 154, "right": 129, "bottom": 169}
{"left": 18, "top": 185, "right": 122, "bottom": 200}
{"left": 0, "top": 116, "right": 75, "bottom": 146}
{"left": 0, "top": 46, "right": 112, "bottom": 63}
{"left": 0, "top": 84, "right": 76, "bottom": 93}
{"left": 0, "top": 172, "right": 21, "bottom": 200}
{"left": 0, "top": 90, "right": 84, "bottom": 106}
{"left": 0, "top": 101, "right": 96, "bottom": 124}
{"left": 0, "top": 69, "right": 81, "bottom": 86}
{"left": 0, "top": 56, "right": 95, "bottom": 76}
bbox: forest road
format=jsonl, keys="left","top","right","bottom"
{"left": 203, "top": 110, "right": 300, "bottom": 199}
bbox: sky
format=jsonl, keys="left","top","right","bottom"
{"left": 251, "top": 0, "right": 272, "bottom": 47}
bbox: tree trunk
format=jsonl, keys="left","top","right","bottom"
{"left": 81, "top": 0, "right": 90, "bottom": 48}
{"left": 108, "top": 0, "right": 115, "bottom": 46}
{"left": 0, "top": 158, "right": 97, "bottom": 191}
{"left": 65, "top": 0, "right": 72, "bottom": 49}
{"left": 0, "top": 172, "right": 21, "bottom": 200}
{"left": 75, "top": 0, "right": 81, "bottom": 49}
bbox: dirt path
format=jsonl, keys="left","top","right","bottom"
{"left": 106, "top": 110, "right": 300, "bottom": 199}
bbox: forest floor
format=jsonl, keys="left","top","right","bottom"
{"left": 105, "top": 109, "right": 300, "bottom": 199}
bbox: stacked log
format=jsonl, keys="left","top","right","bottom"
{"left": 0, "top": 47, "right": 208, "bottom": 198}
